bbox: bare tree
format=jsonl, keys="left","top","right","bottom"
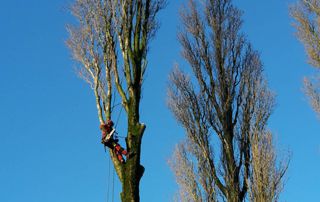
{"left": 291, "top": 0, "right": 320, "bottom": 116}
{"left": 67, "top": 0, "right": 165, "bottom": 201}
{"left": 168, "top": 0, "right": 288, "bottom": 201}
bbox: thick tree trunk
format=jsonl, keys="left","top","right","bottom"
{"left": 224, "top": 111, "right": 242, "bottom": 202}
{"left": 120, "top": 99, "right": 145, "bottom": 202}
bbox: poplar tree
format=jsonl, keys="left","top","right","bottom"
{"left": 168, "top": 0, "right": 288, "bottom": 201}
{"left": 67, "top": 0, "right": 165, "bottom": 201}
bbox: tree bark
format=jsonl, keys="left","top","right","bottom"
{"left": 120, "top": 98, "right": 146, "bottom": 202}
{"left": 120, "top": 125, "right": 145, "bottom": 201}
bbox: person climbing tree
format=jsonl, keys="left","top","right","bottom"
{"left": 67, "top": 0, "right": 165, "bottom": 200}
{"left": 100, "top": 120, "right": 128, "bottom": 163}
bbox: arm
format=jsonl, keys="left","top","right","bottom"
{"left": 103, "top": 128, "right": 116, "bottom": 142}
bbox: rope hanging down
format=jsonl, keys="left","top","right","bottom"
{"left": 105, "top": 102, "right": 124, "bottom": 202}
{"left": 113, "top": 105, "right": 126, "bottom": 139}
{"left": 106, "top": 154, "right": 116, "bottom": 202}
{"left": 106, "top": 155, "right": 111, "bottom": 202}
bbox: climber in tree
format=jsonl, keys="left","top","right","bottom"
{"left": 100, "top": 120, "right": 128, "bottom": 163}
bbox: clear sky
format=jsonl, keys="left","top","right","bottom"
{"left": 0, "top": 0, "right": 319, "bottom": 202}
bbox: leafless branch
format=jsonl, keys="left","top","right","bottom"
{"left": 304, "top": 76, "right": 320, "bottom": 116}
{"left": 248, "top": 130, "right": 289, "bottom": 202}
{"left": 168, "top": 0, "right": 288, "bottom": 201}
{"left": 291, "top": 0, "right": 320, "bottom": 116}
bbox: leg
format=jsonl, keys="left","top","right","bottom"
{"left": 115, "top": 150, "right": 125, "bottom": 163}
{"left": 115, "top": 144, "right": 127, "bottom": 155}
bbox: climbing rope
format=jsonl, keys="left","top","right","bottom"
{"left": 106, "top": 152, "right": 117, "bottom": 202}
{"left": 113, "top": 104, "right": 126, "bottom": 139}
{"left": 114, "top": 103, "right": 123, "bottom": 129}
{"left": 112, "top": 166, "right": 115, "bottom": 202}
{"left": 106, "top": 155, "right": 111, "bottom": 202}
{"left": 105, "top": 100, "right": 124, "bottom": 202}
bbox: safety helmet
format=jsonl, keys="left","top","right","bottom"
{"left": 107, "top": 119, "right": 114, "bottom": 127}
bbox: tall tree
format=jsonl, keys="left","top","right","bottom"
{"left": 168, "top": 0, "right": 288, "bottom": 201}
{"left": 67, "top": 0, "right": 165, "bottom": 201}
{"left": 291, "top": 0, "right": 320, "bottom": 116}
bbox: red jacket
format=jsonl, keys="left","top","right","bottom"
{"left": 100, "top": 121, "right": 113, "bottom": 140}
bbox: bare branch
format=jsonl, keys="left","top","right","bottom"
{"left": 248, "top": 130, "right": 289, "bottom": 202}
{"left": 169, "top": 142, "right": 210, "bottom": 202}
{"left": 94, "top": 64, "right": 105, "bottom": 123}
{"left": 168, "top": 1, "right": 288, "bottom": 201}
{"left": 291, "top": 0, "right": 320, "bottom": 68}
{"left": 291, "top": 0, "right": 320, "bottom": 117}
{"left": 304, "top": 76, "right": 320, "bottom": 116}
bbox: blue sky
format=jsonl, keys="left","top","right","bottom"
{"left": 0, "top": 0, "right": 319, "bottom": 201}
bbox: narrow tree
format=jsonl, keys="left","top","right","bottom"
{"left": 168, "top": 0, "right": 288, "bottom": 201}
{"left": 291, "top": 0, "right": 320, "bottom": 116}
{"left": 67, "top": 0, "right": 165, "bottom": 201}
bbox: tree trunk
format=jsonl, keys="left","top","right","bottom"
{"left": 120, "top": 100, "right": 145, "bottom": 202}
{"left": 226, "top": 186, "right": 241, "bottom": 202}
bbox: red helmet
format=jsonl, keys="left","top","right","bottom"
{"left": 107, "top": 120, "right": 114, "bottom": 127}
